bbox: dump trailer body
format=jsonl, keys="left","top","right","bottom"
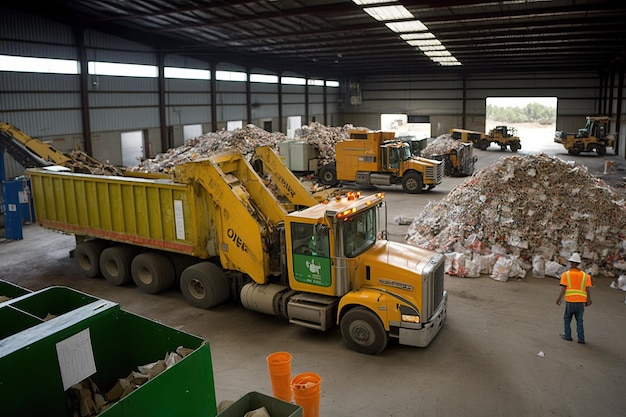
{"left": 28, "top": 149, "right": 291, "bottom": 285}
{"left": 28, "top": 168, "right": 217, "bottom": 258}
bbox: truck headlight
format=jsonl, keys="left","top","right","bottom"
{"left": 401, "top": 314, "right": 421, "bottom": 323}
{"left": 399, "top": 305, "right": 420, "bottom": 323}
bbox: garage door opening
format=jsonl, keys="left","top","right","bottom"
{"left": 381, "top": 114, "right": 431, "bottom": 139}
{"left": 486, "top": 97, "right": 557, "bottom": 152}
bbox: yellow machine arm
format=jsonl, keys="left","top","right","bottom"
{"left": 252, "top": 145, "right": 319, "bottom": 209}
{"left": 0, "top": 122, "right": 72, "bottom": 167}
{"left": 174, "top": 152, "right": 290, "bottom": 284}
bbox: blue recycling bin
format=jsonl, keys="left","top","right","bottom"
{"left": 2, "top": 177, "right": 35, "bottom": 240}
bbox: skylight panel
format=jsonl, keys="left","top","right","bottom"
{"left": 385, "top": 20, "right": 428, "bottom": 33}
{"left": 364, "top": 5, "right": 413, "bottom": 21}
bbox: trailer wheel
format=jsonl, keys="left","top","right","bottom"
{"left": 596, "top": 145, "right": 607, "bottom": 156}
{"left": 340, "top": 307, "right": 388, "bottom": 355}
{"left": 100, "top": 246, "right": 136, "bottom": 286}
{"left": 131, "top": 252, "right": 175, "bottom": 294}
{"left": 479, "top": 139, "right": 489, "bottom": 150}
{"left": 319, "top": 164, "right": 338, "bottom": 186}
{"left": 401, "top": 172, "right": 423, "bottom": 194}
{"left": 180, "top": 262, "right": 229, "bottom": 309}
{"left": 74, "top": 240, "right": 107, "bottom": 278}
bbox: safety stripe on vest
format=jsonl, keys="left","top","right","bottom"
{"left": 565, "top": 270, "right": 588, "bottom": 298}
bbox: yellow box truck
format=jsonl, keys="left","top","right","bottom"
{"left": 318, "top": 130, "right": 444, "bottom": 194}
{"left": 27, "top": 147, "right": 447, "bottom": 354}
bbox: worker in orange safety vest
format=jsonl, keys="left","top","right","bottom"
{"left": 556, "top": 252, "right": 592, "bottom": 344}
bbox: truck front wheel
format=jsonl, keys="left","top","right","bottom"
{"left": 340, "top": 307, "right": 388, "bottom": 355}
{"left": 131, "top": 252, "right": 175, "bottom": 294}
{"left": 180, "top": 262, "right": 229, "bottom": 309}
{"left": 401, "top": 172, "right": 423, "bottom": 194}
{"left": 318, "top": 164, "right": 338, "bottom": 186}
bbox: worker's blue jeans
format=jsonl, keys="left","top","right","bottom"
{"left": 564, "top": 302, "right": 585, "bottom": 342}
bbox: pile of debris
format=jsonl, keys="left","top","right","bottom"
{"left": 420, "top": 134, "right": 467, "bottom": 158}
{"left": 67, "top": 346, "right": 194, "bottom": 416}
{"left": 294, "top": 122, "right": 366, "bottom": 165}
{"left": 129, "top": 124, "right": 286, "bottom": 173}
{"left": 66, "top": 150, "right": 125, "bottom": 176}
{"left": 406, "top": 153, "right": 626, "bottom": 280}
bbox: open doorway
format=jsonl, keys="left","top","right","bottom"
{"left": 380, "top": 114, "right": 430, "bottom": 138}
{"left": 486, "top": 97, "right": 557, "bottom": 152}
{"left": 121, "top": 130, "right": 144, "bottom": 167}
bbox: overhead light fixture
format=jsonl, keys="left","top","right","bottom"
{"left": 424, "top": 50, "right": 452, "bottom": 57}
{"left": 439, "top": 61, "right": 462, "bottom": 66}
{"left": 352, "top": 0, "right": 396, "bottom": 4}
{"left": 411, "top": 39, "right": 442, "bottom": 47}
{"left": 430, "top": 56, "right": 458, "bottom": 62}
{"left": 401, "top": 32, "right": 435, "bottom": 40}
{"left": 385, "top": 20, "right": 428, "bottom": 33}
{"left": 364, "top": 5, "right": 413, "bottom": 21}
{"left": 415, "top": 44, "right": 446, "bottom": 51}
{"left": 355, "top": 1, "right": 462, "bottom": 66}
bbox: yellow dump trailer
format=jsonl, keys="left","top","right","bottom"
{"left": 29, "top": 170, "right": 214, "bottom": 258}
{"left": 27, "top": 147, "right": 447, "bottom": 355}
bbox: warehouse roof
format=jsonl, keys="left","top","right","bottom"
{"left": 9, "top": 0, "right": 626, "bottom": 77}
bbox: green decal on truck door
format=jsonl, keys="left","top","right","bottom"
{"left": 292, "top": 254, "right": 332, "bottom": 287}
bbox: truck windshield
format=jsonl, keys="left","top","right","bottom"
{"left": 401, "top": 144, "right": 412, "bottom": 160}
{"left": 343, "top": 207, "right": 377, "bottom": 258}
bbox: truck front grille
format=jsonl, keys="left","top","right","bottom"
{"left": 425, "top": 163, "right": 445, "bottom": 184}
{"left": 423, "top": 254, "right": 445, "bottom": 320}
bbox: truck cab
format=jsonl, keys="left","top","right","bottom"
{"left": 280, "top": 192, "right": 447, "bottom": 354}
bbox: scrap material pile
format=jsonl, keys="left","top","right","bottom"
{"left": 406, "top": 153, "right": 626, "bottom": 281}
{"left": 66, "top": 149, "right": 124, "bottom": 176}
{"left": 294, "top": 122, "right": 362, "bottom": 165}
{"left": 67, "top": 347, "right": 194, "bottom": 416}
{"left": 420, "top": 134, "right": 464, "bottom": 158}
{"left": 129, "top": 124, "right": 286, "bottom": 173}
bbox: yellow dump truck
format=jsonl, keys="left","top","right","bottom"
{"left": 318, "top": 130, "right": 444, "bottom": 194}
{"left": 554, "top": 116, "right": 615, "bottom": 156}
{"left": 450, "top": 126, "right": 521, "bottom": 152}
{"left": 27, "top": 146, "right": 447, "bottom": 354}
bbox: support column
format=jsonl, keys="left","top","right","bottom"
{"left": 75, "top": 27, "right": 92, "bottom": 155}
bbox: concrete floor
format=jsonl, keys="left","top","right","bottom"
{"left": 1, "top": 138, "right": 625, "bottom": 417}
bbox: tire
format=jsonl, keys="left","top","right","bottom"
{"left": 99, "top": 246, "right": 137, "bottom": 286}
{"left": 596, "top": 145, "right": 607, "bottom": 156}
{"left": 180, "top": 262, "right": 230, "bottom": 309}
{"left": 168, "top": 253, "right": 198, "bottom": 282}
{"left": 340, "top": 307, "right": 388, "bottom": 355}
{"left": 74, "top": 240, "right": 107, "bottom": 278}
{"left": 567, "top": 149, "right": 580, "bottom": 155}
{"left": 131, "top": 252, "right": 176, "bottom": 294}
{"left": 479, "top": 139, "right": 489, "bottom": 150}
{"left": 401, "top": 172, "right": 423, "bottom": 194}
{"left": 500, "top": 145, "right": 507, "bottom": 151}
{"left": 319, "top": 164, "right": 338, "bottom": 186}
{"left": 509, "top": 142, "right": 520, "bottom": 152}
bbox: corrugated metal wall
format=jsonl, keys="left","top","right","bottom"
{"left": 340, "top": 72, "right": 623, "bottom": 139}
{"left": 1, "top": 6, "right": 621, "bottom": 179}
{"left": 0, "top": 7, "right": 342, "bottom": 176}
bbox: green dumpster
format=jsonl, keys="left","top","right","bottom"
{"left": 0, "top": 279, "right": 32, "bottom": 303}
{"left": 217, "top": 391, "right": 303, "bottom": 417}
{"left": 0, "top": 286, "right": 216, "bottom": 417}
